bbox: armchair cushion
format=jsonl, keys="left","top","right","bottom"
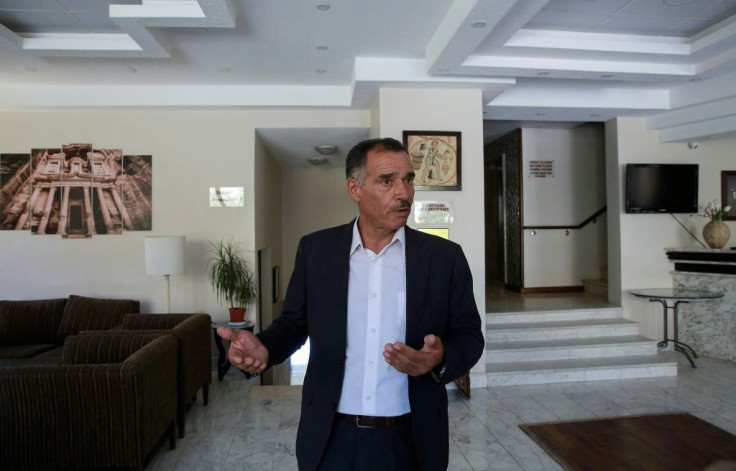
{"left": 0, "top": 298, "right": 67, "bottom": 346}
{"left": 0, "top": 333, "right": 177, "bottom": 470}
{"left": 56, "top": 295, "right": 139, "bottom": 340}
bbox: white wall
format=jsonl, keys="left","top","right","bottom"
{"left": 0, "top": 109, "right": 369, "bottom": 324}
{"left": 375, "top": 88, "right": 487, "bottom": 379}
{"left": 610, "top": 117, "right": 736, "bottom": 339}
{"left": 521, "top": 125, "right": 607, "bottom": 287}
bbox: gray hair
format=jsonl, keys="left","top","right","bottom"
{"left": 345, "top": 138, "right": 407, "bottom": 185}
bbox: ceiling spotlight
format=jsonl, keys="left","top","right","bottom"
{"left": 316, "top": 45, "right": 329, "bottom": 51}
{"left": 601, "top": 74, "right": 614, "bottom": 78}
{"left": 471, "top": 21, "right": 487, "bottom": 28}
{"left": 315, "top": 69, "right": 327, "bottom": 74}
{"left": 308, "top": 157, "right": 328, "bottom": 166}
{"left": 316, "top": 4, "right": 330, "bottom": 11}
{"left": 315, "top": 145, "right": 337, "bottom": 155}
{"left": 219, "top": 67, "right": 231, "bottom": 73}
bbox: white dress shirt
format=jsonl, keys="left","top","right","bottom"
{"left": 337, "top": 220, "right": 410, "bottom": 416}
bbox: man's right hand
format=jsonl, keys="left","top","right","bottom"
{"left": 217, "top": 326, "right": 269, "bottom": 374}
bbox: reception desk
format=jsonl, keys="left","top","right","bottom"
{"left": 666, "top": 249, "right": 736, "bottom": 361}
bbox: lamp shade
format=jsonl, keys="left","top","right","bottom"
{"left": 145, "top": 236, "right": 185, "bottom": 275}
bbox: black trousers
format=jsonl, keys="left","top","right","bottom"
{"left": 316, "top": 417, "right": 420, "bottom": 471}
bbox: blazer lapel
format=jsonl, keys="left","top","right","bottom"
{"left": 405, "top": 226, "right": 429, "bottom": 347}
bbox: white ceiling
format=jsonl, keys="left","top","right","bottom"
{"left": 2, "top": 0, "right": 736, "bottom": 166}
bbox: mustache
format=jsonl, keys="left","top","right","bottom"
{"left": 390, "top": 200, "right": 412, "bottom": 211}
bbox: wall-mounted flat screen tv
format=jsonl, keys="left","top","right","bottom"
{"left": 626, "top": 164, "right": 698, "bottom": 214}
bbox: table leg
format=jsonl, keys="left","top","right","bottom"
{"left": 212, "top": 329, "right": 231, "bottom": 381}
{"left": 652, "top": 299, "right": 669, "bottom": 349}
{"left": 672, "top": 301, "right": 698, "bottom": 368}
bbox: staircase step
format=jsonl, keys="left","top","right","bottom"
{"left": 486, "top": 335, "right": 657, "bottom": 362}
{"left": 487, "top": 307, "right": 621, "bottom": 324}
{"left": 485, "top": 355, "right": 678, "bottom": 386}
{"left": 486, "top": 318, "right": 640, "bottom": 342}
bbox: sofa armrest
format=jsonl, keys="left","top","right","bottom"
{"left": 63, "top": 332, "right": 170, "bottom": 364}
{"left": 0, "top": 334, "right": 177, "bottom": 470}
{"left": 121, "top": 313, "right": 213, "bottom": 397}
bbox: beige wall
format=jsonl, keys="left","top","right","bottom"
{"left": 521, "top": 125, "right": 607, "bottom": 287}
{"left": 375, "top": 88, "right": 487, "bottom": 378}
{"left": 609, "top": 117, "right": 736, "bottom": 340}
{"left": 280, "top": 166, "right": 358, "bottom": 293}
{"left": 0, "top": 109, "right": 368, "bottom": 324}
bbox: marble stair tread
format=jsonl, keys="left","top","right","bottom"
{"left": 485, "top": 335, "right": 657, "bottom": 362}
{"left": 486, "top": 317, "right": 638, "bottom": 332}
{"left": 485, "top": 354, "right": 677, "bottom": 374}
{"left": 487, "top": 307, "right": 622, "bottom": 324}
{"left": 486, "top": 335, "right": 656, "bottom": 351}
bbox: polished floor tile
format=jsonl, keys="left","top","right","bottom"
{"left": 147, "top": 353, "right": 736, "bottom": 470}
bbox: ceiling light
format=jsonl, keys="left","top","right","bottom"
{"left": 663, "top": 0, "right": 694, "bottom": 5}
{"left": 316, "top": 45, "right": 328, "bottom": 51}
{"left": 308, "top": 157, "right": 328, "bottom": 166}
{"left": 537, "top": 72, "right": 550, "bottom": 76}
{"left": 536, "top": 112, "right": 546, "bottom": 116}
{"left": 315, "top": 68, "right": 327, "bottom": 74}
{"left": 601, "top": 74, "right": 614, "bottom": 78}
{"left": 471, "top": 21, "right": 487, "bottom": 28}
{"left": 316, "top": 4, "right": 330, "bottom": 11}
{"left": 315, "top": 145, "right": 337, "bottom": 155}
{"left": 219, "top": 67, "right": 231, "bottom": 73}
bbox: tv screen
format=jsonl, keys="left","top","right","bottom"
{"left": 626, "top": 164, "right": 698, "bottom": 214}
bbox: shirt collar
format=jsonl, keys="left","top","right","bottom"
{"left": 350, "top": 217, "right": 405, "bottom": 256}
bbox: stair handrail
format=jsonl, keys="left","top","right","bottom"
{"left": 523, "top": 206, "right": 606, "bottom": 231}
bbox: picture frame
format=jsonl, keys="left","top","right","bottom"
{"left": 272, "top": 266, "right": 280, "bottom": 303}
{"left": 722, "top": 171, "right": 736, "bottom": 221}
{"left": 402, "top": 131, "right": 461, "bottom": 191}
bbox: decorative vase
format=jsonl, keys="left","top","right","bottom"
{"left": 229, "top": 307, "right": 245, "bottom": 323}
{"left": 702, "top": 220, "right": 730, "bottom": 249}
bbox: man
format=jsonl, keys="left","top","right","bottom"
{"left": 217, "top": 137, "right": 484, "bottom": 470}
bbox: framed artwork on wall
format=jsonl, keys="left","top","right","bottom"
{"left": 402, "top": 131, "right": 461, "bottom": 191}
{"left": 722, "top": 171, "right": 736, "bottom": 221}
{"left": 272, "top": 266, "right": 280, "bottom": 303}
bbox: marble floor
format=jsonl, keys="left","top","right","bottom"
{"left": 147, "top": 352, "right": 736, "bottom": 471}
{"left": 147, "top": 290, "right": 736, "bottom": 470}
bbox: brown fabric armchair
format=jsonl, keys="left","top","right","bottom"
{"left": 121, "top": 312, "right": 212, "bottom": 438}
{"left": 0, "top": 332, "right": 178, "bottom": 471}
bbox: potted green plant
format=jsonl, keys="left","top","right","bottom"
{"left": 208, "top": 238, "right": 257, "bottom": 324}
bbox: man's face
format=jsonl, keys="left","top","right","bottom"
{"left": 348, "top": 148, "right": 415, "bottom": 233}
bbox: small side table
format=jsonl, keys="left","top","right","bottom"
{"left": 630, "top": 288, "right": 723, "bottom": 368}
{"left": 212, "top": 321, "right": 255, "bottom": 381}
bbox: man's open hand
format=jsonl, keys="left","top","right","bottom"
{"left": 217, "top": 326, "right": 270, "bottom": 374}
{"left": 383, "top": 334, "right": 443, "bottom": 376}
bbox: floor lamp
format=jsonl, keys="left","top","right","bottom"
{"left": 145, "top": 236, "right": 185, "bottom": 313}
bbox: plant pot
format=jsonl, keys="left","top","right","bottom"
{"left": 703, "top": 220, "right": 730, "bottom": 249}
{"left": 229, "top": 307, "right": 245, "bottom": 323}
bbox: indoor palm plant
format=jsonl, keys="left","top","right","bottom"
{"left": 208, "top": 238, "right": 257, "bottom": 323}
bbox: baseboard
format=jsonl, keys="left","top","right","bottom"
{"left": 520, "top": 286, "right": 584, "bottom": 294}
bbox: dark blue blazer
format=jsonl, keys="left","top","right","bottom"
{"left": 258, "top": 221, "right": 484, "bottom": 471}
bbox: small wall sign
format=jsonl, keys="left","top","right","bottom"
{"left": 528, "top": 160, "right": 554, "bottom": 178}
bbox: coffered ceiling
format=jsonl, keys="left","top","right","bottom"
{"left": 2, "top": 0, "right": 736, "bottom": 150}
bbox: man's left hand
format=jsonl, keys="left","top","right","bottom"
{"left": 383, "top": 334, "right": 443, "bottom": 376}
